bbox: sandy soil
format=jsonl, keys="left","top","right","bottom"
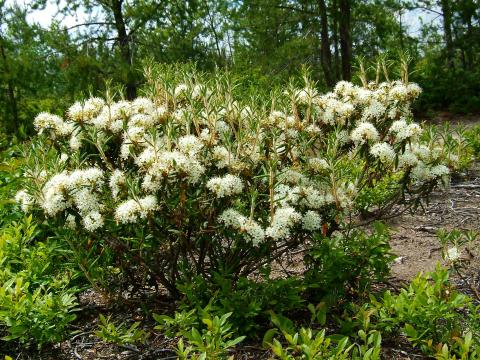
{"left": 389, "top": 171, "right": 480, "bottom": 282}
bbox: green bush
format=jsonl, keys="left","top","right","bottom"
{"left": 367, "top": 265, "right": 480, "bottom": 357}
{"left": 0, "top": 216, "right": 79, "bottom": 347}
{"left": 263, "top": 312, "right": 382, "bottom": 360}
{"left": 94, "top": 313, "right": 149, "bottom": 345}
{"left": 304, "top": 222, "right": 395, "bottom": 303}
{"left": 176, "top": 274, "right": 305, "bottom": 335}
{"left": 155, "top": 308, "right": 245, "bottom": 360}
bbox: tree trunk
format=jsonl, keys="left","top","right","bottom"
{"left": 440, "top": 0, "right": 455, "bottom": 69}
{"left": 0, "top": 36, "right": 19, "bottom": 133}
{"left": 318, "top": 0, "right": 334, "bottom": 87}
{"left": 332, "top": 0, "right": 340, "bottom": 82}
{"left": 111, "top": 0, "right": 136, "bottom": 99}
{"left": 339, "top": 0, "right": 351, "bottom": 81}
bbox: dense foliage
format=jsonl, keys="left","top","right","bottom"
{"left": 14, "top": 66, "right": 462, "bottom": 299}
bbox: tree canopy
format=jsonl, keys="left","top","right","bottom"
{"left": 1, "top": 0, "right": 479, "bottom": 135}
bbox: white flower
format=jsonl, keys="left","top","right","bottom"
{"left": 178, "top": 135, "right": 203, "bottom": 155}
{"left": 115, "top": 199, "right": 140, "bottom": 223}
{"left": 83, "top": 211, "right": 104, "bottom": 232}
{"left": 41, "top": 172, "right": 71, "bottom": 216}
{"left": 370, "top": 142, "right": 396, "bottom": 163}
{"left": 34, "top": 112, "right": 73, "bottom": 137}
{"left": 68, "top": 133, "right": 81, "bottom": 151}
{"left": 280, "top": 169, "right": 308, "bottom": 185}
{"left": 302, "top": 211, "right": 322, "bottom": 231}
{"left": 241, "top": 219, "right": 265, "bottom": 244}
{"left": 334, "top": 81, "right": 355, "bottom": 96}
{"left": 398, "top": 151, "right": 418, "bottom": 169}
{"left": 215, "top": 120, "right": 231, "bottom": 135}
{"left": 129, "top": 114, "right": 155, "bottom": 128}
{"left": 350, "top": 122, "right": 380, "bottom": 144}
{"left": 361, "top": 100, "right": 386, "bottom": 121}
{"left": 65, "top": 214, "right": 77, "bottom": 230}
{"left": 308, "top": 158, "right": 329, "bottom": 173}
{"left": 67, "top": 102, "right": 84, "bottom": 122}
{"left": 296, "top": 186, "right": 328, "bottom": 209}
{"left": 110, "top": 100, "right": 132, "bottom": 120}
{"left": 72, "top": 188, "right": 102, "bottom": 214}
{"left": 192, "top": 84, "right": 204, "bottom": 100}
{"left": 15, "top": 190, "right": 34, "bottom": 212}
{"left": 92, "top": 108, "right": 110, "bottom": 130}
{"left": 83, "top": 97, "right": 105, "bottom": 119}
{"left": 336, "top": 182, "right": 357, "bottom": 209}
{"left": 390, "top": 120, "right": 423, "bottom": 142}
{"left": 132, "top": 97, "right": 155, "bottom": 114}
{"left": 411, "top": 144, "right": 431, "bottom": 161}
{"left": 138, "top": 195, "right": 159, "bottom": 217}
{"left": 411, "top": 163, "right": 431, "bottom": 182}
{"left": 68, "top": 168, "right": 104, "bottom": 189}
{"left": 218, "top": 209, "right": 265, "bottom": 244}
{"left": 218, "top": 208, "right": 243, "bottom": 228}
{"left": 207, "top": 174, "right": 244, "bottom": 198}
{"left": 60, "top": 153, "right": 69, "bottom": 164}
{"left": 389, "top": 84, "right": 409, "bottom": 101}
{"left": 446, "top": 247, "right": 460, "bottom": 261}
{"left": 212, "top": 146, "right": 231, "bottom": 168}
{"left": 406, "top": 83, "right": 422, "bottom": 98}
{"left": 125, "top": 126, "right": 145, "bottom": 143}
{"left": 115, "top": 196, "right": 158, "bottom": 224}
{"left": 174, "top": 84, "right": 189, "bottom": 98}
{"left": 109, "top": 170, "right": 126, "bottom": 199}
{"left": 305, "top": 124, "right": 322, "bottom": 135}
{"left": 274, "top": 184, "right": 299, "bottom": 207}
{"left": 430, "top": 164, "right": 449, "bottom": 178}
{"left": 265, "top": 207, "right": 301, "bottom": 240}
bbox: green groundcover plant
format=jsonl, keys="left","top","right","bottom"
{"left": 14, "top": 64, "right": 463, "bottom": 297}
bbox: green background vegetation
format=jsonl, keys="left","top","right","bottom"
{"left": 1, "top": 0, "right": 479, "bottom": 138}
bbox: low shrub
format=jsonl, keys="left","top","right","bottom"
{"left": 14, "top": 65, "right": 461, "bottom": 298}
{"left": 366, "top": 265, "right": 480, "bottom": 357}
{"left": 155, "top": 308, "right": 245, "bottom": 360}
{"left": 0, "top": 216, "right": 79, "bottom": 347}
{"left": 304, "top": 222, "right": 395, "bottom": 303}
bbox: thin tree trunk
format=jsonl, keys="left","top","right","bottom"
{"left": 111, "top": 0, "right": 136, "bottom": 99}
{"left": 332, "top": 0, "right": 340, "bottom": 82}
{"left": 339, "top": 0, "right": 352, "bottom": 81}
{"left": 440, "top": 0, "right": 455, "bottom": 69}
{"left": 0, "top": 37, "right": 18, "bottom": 133}
{"left": 318, "top": 0, "right": 334, "bottom": 87}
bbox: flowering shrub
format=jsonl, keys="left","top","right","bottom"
{"left": 16, "top": 66, "right": 461, "bottom": 297}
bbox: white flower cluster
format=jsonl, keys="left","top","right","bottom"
{"left": 34, "top": 112, "right": 73, "bottom": 137}
{"left": 109, "top": 169, "right": 126, "bottom": 200}
{"left": 39, "top": 168, "right": 105, "bottom": 231}
{"left": 302, "top": 211, "right": 322, "bottom": 231}
{"left": 15, "top": 190, "right": 34, "bottom": 212}
{"left": 207, "top": 174, "right": 244, "bottom": 198}
{"left": 115, "top": 195, "right": 158, "bottom": 224}
{"left": 218, "top": 209, "right": 265, "bottom": 244}
{"left": 389, "top": 120, "right": 422, "bottom": 142}
{"left": 350, "top": 122, "right": 380, "bottom": 144}
{"left": 19, "top": 72, "right": 458, "bottom": 250}
{"left": 266, "top": 207, "right": 302, "bottom": 240}
{"left": 370, "top": 142, "right": 396, "bottom": 163}
{"left": 314, "top": 80, "right": 422, "bottom": 127}
{"left": 308, "top": 158, "right": 329, "bottom": 173}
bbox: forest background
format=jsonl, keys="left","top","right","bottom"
{"left": 1, "top": 0, "right": 479, "bottom": 138}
